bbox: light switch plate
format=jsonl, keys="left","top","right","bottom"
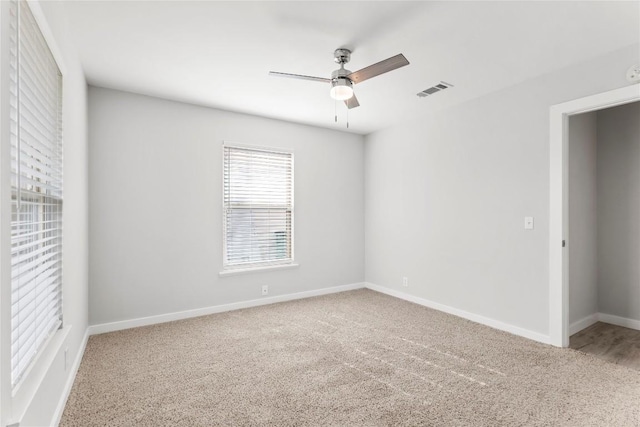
{"left": 524, "top": 217, "right": 534, "bottom": 230}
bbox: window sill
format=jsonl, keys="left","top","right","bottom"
{"left": 219, "top": 263, "right": 299, "bottom": 277}
{"left": 10, "top": 325, "right": 71, "bottom": 425}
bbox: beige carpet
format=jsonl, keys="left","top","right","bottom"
{"left": 61, "top": 290, "right": 640, "bottom": 426}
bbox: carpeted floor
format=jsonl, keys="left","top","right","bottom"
{"left": 61, "top": 289, "right": 640, "bottom": 426}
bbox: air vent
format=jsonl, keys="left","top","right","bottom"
{"left": 417, "top": 81, "right": 453, "bottom": 98}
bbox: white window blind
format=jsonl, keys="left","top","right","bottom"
{"left": 9, "top": 0, "right": 64, "bottom": 388}
{"left": 223, "top": 145, "right": 293, "bottom": 269}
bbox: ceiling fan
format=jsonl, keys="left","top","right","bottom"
{"left": 269, "top": 48, "right": 410, "bottom": 109}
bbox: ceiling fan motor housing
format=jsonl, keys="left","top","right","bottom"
{"left": 331, "top": 68, "right": 352, "bottom": 80}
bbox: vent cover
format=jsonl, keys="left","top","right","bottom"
{"left": 417, "top": 81, "right": 453, "bottom": 97}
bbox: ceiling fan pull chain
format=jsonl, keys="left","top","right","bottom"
{"left": 346, "top": 103, "right": 349, "bottom": 129}
{"left": 334, "top": 99, "right": 337, "bottom": 123}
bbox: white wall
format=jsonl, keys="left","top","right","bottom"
{"left": 568, "top": 112, "right": 599, "bottom": 325}
{"left": 0, "top": 1, "right": 88, "bottom": 426}
{"left": 88, "top": 87, "right": 364, "bottom": 325}
{"left": 364, "top": 44, "right": 639, "bottom": 337}
{"left": 597, "top": 101, "right": 640, "bottom": 322}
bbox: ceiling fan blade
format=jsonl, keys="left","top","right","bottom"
{"left": 344, "top": 94, "right": 360, "bottom": 109}
{"left": 347, "top": 54, "right": 409, "bottom": 84}
{"left": 268, "top": 71, "right": 331, "bottom": 83}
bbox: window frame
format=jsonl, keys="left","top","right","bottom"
{"left": 221, "top": 142, "right": 295, "bottom": 274}
{"left": 5, "top": 0, "right": 67, "bottom": 398}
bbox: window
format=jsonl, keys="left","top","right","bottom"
{"left": 9, "top": 0, "right": 64, "bottom": 388}
{"left": 223, "top": 144, "right": 293, "bottom": 270}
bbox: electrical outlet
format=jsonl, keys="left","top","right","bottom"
{"left": 64, "top": 347, "right": 69, "bottom": 371}
{"left": 524, "top": 216, "right": 534, "bottom": 230}
{"left": 261, "top": 285, "right": 269, "bottom": 296}
{"left": 402, "top": 277, "right": 409, "bottom": 287}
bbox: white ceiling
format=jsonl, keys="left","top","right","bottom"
{"left": 63, "top": 1, "right": 639, "bottom": 135}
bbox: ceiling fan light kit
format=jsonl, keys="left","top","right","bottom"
{"left": 330, "top": 78, "right": 354, "bottom": 101}
{"left": 269, "top": 48, "right": 410, "bottom": 122}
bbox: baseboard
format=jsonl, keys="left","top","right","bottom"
{"left": 569, "top": 313, "right": 599, "bottom": 335}
{"left": 88, "top": 282, "right": 366, "bottom": 335}
{"left": 51, "top": 328, "right": 89, "bottom": 427}
{"left": 364, "top": 282, "right": 551, "bottom": 345}
{"left": 569, "top": 313, "right": 640, "bottom": 335}
{"left": 598, "top": 312, "right": 640, "bottom": 331}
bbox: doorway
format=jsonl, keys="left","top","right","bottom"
{"left": 566, "top": 101, "right": 640, "bottom": 370}
{"left": 549, "top": 85, "right": 640, "bottom": 348}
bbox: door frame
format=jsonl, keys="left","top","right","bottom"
{"left": 549, "top": 84, "right": 640, "bottom": 347}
